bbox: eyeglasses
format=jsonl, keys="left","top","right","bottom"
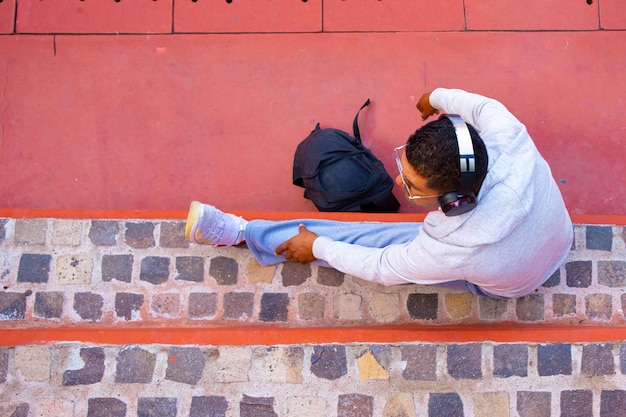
{"left": 394, "top": 144, "right": 444, "bottom": 200}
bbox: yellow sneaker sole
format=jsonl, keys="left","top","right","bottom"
{"left": 185, "top": 201, "right": 202, "bottom": 242}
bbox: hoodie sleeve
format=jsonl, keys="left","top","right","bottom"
{"left": 429, "top": 88, "right": 524, "bottom": 143}
{"left": 312, "top": 225, "right": 469, "bottom": 287}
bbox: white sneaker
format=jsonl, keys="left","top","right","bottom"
{"left": 185, "top": 201, "right": 247, "bottom": 246}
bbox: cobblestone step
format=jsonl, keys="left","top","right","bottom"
{"left": 2, "top": 341, "right": 626, "bottom": 417}
{"left": 1, "top": 217, "right": 625, "bottom": 330}
{"left": 1, "top": 215, "right": 626, "bottom": 416}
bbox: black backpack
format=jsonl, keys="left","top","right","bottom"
{"left": 293, "top": 99, "right": 400, "bottom": 212}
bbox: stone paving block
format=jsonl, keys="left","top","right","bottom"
{"left": 585, "top": 293, "right": 613, "bottom": 321}
{"left": 516, "top": 294, "right": 545, "bottom": 321}
{"left": 14, "top": 346, "right": 50, "bottom": 381}
{"left": 63, "top": 347, "right": 105, "bottom": 386}
{"left": 622, "top": 344, "right": 626, "bottom": 374}
{"left": 474, "top": 392, "right": 509, "bottom": 417}
{"left": 246, "top": 258, "right": 276, "bottom": 284}
{"left": 448, "top": 343, "right": 482, "bottom": 379}
{"left": 188, "top": 292, "right": 218, "bottom": 319}
{"left": 297, "top": 292, "right": 325, "bottom": 320}
{"left": 74, "top": 292, "right": 104, "bottom": 321}
{"left": 240, "top": 395, "right": 277, "bottom": 417}
{"left": 102, "top": 254, "right": 134, "bottom": 283}
{"left": 286, "top": 396, "right": 327, "bottom": 417}
{"left": 87, "top": 397, "right": 127, "bottom": 417}
{"left": 124, "top": 221, "right": 155, "bottom": 249}
{"left": 383, "top": 393, "right": 416, "bottom": 417}
{"left": 537, "top": 344, "right": 572, "bottom": 376}
{"left": 15, "top": 219, "right": 46, "bottom": 245}
{"left": 338, "top": 394, "right": 373, "bottom": 417}
{"left": 34, "top": 291, "right": 64, "bottom": 318}
{"left": 560, "top": 390, "right": 593, "bottom": 417}
{"left": 0, "top": 348, "right": 8, "bottom": 383}
{"left": 282, "top": 262, "right": 311, "bottom": 286}
{"left": 407, "top": 293, "right": 438, "bottom": 320}
{"left": 166, "top": 347, "right": 205, "bottom": 385}
{"left": 260, "top": 293, "right": 289, "bottom": 322}
{"left": 493, "top": 344, "right": 528, "bottom": 378}
{"left": 586, "top": 225, "right": 613, "bottom": 251}
{"left": 311, "top": 345, "right": 347, "bottom": 380}
{"left": 140, "top": 256, "right": 170, "bottom": 285}
{"left": 517, "top": 391, "right": 551, "bottom": 417}
{"left": 581, "top": 343, "right": 615, "bottom": 376}
{"left": 0, "top": 219, "right": 7, "bottom": 243}
{"left": 334, "top": 293, "right": 362, "bottom": 320}
{"left": 444, "top": 293, "right": 473, "bottom": 319}
{"left": 368, "top": 345, "right": 393, "bottom": 371}
{"left": 401, "top": 344, "right": 437, "bottom": 381}
{"left": 205, "top": 347, "right": 251, "bottom": 383}
{"left": 0, "top": 291, "right": 27, "bottom": 320}
{"left": 51, "top": 220, "right": 82, "bottom": 246}
{"left": 115, "top": 292, "right": 144, "bottom": 321}
{"left": 209, "top": 256, "right": 238, "bottom": 285}
{"left": 369, "top": 292, "right": 400, "bottom": 323}
{"left": 189, "top": 396, "right": 229, "bottom": 417}
{"left": 159, "top": 221, "right": 189, "bottom": 248}
{"left": 356, "top": 348, "right": 389, "bottom": 380}
{"left": 428, "top": 393, "right": 464, "bottom": 417}
{"left": 317, "top": 266, "right": 344, "bottom": 287}
{"left": 57, "top": 254, "right": 93, "bottom": 285}
{"left": 151, "top": 293, "right": 180, "bottom": 317}
{"left": 566, "top": 261, "right": 592, "bottom": 288}
{"left": 257, "top": 346, "right": 304, "bottom": 384}
{"left": 598, "top": 261, "right": 626, "bottom": 287}
{"left": 115, "top": 346, "right": 156, "bottom": 383}
{"left": 88, "top": 221, "right": 119, "bottom": 246}
{"left": 479, "top": 297, "right": 509, "bottom": 320}
{"left": 137, "top": 397, "right": 177, "bottom": 417}
{"left": 222, "top": 292, "right": 253, "bottom": 319}
{"left": 601, "top": 390, "right": 626, "bottom": 417}
{"left": 175, "top": 256, "right": 204, "bottom": 282}
{"left": 17, "top": 253, "right": 51, "bottom": 283}
{"left": 552, "top": 293, "right": 577, "bottom": 317}
{"left": 0, "top": 257, "right": 9, "bottom": 283}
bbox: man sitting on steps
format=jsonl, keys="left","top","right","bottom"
{"left": 185, "top": 88, "right": 573, "bottom": 299}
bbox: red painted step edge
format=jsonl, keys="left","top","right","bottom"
{"left": 0, "top": 208, "right": 625, "bottom": 226}
{"left": 2, "top": 325, "right": 626, "bottom": 347}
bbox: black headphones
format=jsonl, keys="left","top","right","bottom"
{"left": 438, "top": 114, "right": 478, "bottom": 217}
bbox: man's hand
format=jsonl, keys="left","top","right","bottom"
{"left": 416, "top": 92, "right": 439, "bottom": 120}
{"left": 275, "top": 224, "right": 319, "bottom": 264}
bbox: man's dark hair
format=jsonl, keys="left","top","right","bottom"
{"left": 405, "top": 117, "right": 488, "bottom": 195}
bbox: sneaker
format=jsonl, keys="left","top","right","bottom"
{"left": 185, "top": 201, "right": 247, "bottom": 246}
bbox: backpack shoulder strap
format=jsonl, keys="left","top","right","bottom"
{"left": 352, "top": 98, "right": 371, "bottom": 145}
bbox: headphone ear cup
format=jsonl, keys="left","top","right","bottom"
{"left": 438, "top": 191, "right": 459, "bottom": 211}
{"left": 439, "top": 193, "right": 477, "bottom": 217}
